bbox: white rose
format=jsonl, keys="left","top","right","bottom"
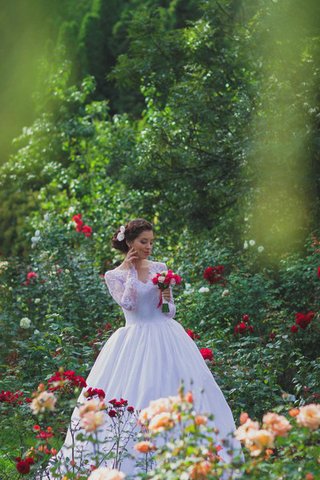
{"left": 249, "top": 239, "right": 256, "bottom": 246}
{"left": 34, "top": 298, "right": 41, "bottom": 304}
{"left": 34, "top": 329, "right": 40, "bottom": 335}
{"left": 35, "top": 230, "right": 41, "bottom": 237}
{"left": 198, "top": 287, "right": 209, "bottom": 293}
{"left": 222, "top": 289, "right": 230, "bottom": 297}
{"left": 257, "top": 246, "right": 264, "bottom": 253}
{"left": 20, "top": 317, "right": 31, "bottom": 329}
{"left": 158, "top": 276, "right": 165, "bottom": 283}
{"left": 243, "top": 241, "right": 248, "bottom": 249}
{"left": 183, "top": 289, "right": 194, "bottom": 295}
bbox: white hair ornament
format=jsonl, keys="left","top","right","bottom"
{"left": 116, "top": 225, "right": 126, "bottom": 242}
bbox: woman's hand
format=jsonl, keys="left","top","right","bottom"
{"left": 122, "top": 247, "right": 139, "bottom": 269}
{"left": 162, "top": 288, "right": 171, "bottom": 302}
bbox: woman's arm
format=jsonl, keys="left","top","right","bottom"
{"left": 104, "top": 266, "right": 138, "bottom": 311}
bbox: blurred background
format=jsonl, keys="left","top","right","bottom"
{"left": 0, "top": 0, "right": 319, "bottom": 260}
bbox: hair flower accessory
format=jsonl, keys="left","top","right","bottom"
{"left": 117, "top": 225, "right": 126, "bottom": 242}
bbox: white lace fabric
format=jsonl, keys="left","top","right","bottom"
{"left": 104, "top": 261, "right": 176, "bottom": 318}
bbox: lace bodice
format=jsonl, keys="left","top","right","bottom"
{"left": 104, "top": 261, "right": 176, "bottom": 324}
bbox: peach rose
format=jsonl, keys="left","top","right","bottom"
{"left": 139, "top": 397, "right": 174, "bottom": 425}
{"left": 296, "top": 404, "right": 320, "bottom": 431}
{"left": 247, "top": 429, "right": 275, "bottom": 457}
{"left": 79, "top": 398, "right": 101, "bottom": 416}
{"left": 138, "top": 408, "right": 150, "bottom": 425}
{"left": 134, "top": 441, "right": 156, "bottom": 453}
{"left": 240, "top": 412, "right": 249, "bottom": 425}
{"left": 263, "top": 412, "right": 292, "bottom": 437}
{"left": 30, "top": 391, "right": 57, "bottom": 414}
{"left": 80, "top": 411, "right": 105, "bottom": 432}
{"left": 88, "top": 467, "right": 126, "bottom": 480}
{"left": 190, "top": 460, "right": 212, "bottom": 479}
{"left": 234, "top": 418, "right": 260, "bottom": 443}
{"left": 195, "top": 415, "right": 208, "bottom": 426}
{"left": 289, "top": 407, "right": 300, "bottom": 417}
{"left": 185, "top": 391, "right": 194, "bottom": 403}
{"left": 148, "top": 412, "right": 175, "bottom": 432}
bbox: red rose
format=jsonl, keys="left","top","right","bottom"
{"left": 203, "top": 266, "right": 225, "bottom": 285}
{"left": 318, "top": 266, "right": 320, "bottom": 278}
{"left": 127, "top": 406, "right": 134, "bottom": 413}
{"left": 290, "top": 325, "right": 299, "bottom": 333}
{"left": 200, "top": 348, "right": 213, "bottom": 362}
{"left": 234, "top": 322, "right": 247, "bottom": 335}
{"left": 108, "top": 409, "right": 117, "bottom": 417}
{"left": 269, "top": 332, "right": 276, "bottom": 340}
{"left": 186, "top": 328, "right": 200, "bottom": 340}
{"left": 81, "top": 225, "right": 93, "bottom": 237}
{"left": 72, "top": 214, "right": 82, "bottom": 224}
{"left": 306, "top": 311, "right": 315, "bottom": 322}
{"left": 242, "top": 314, "right": 250, "bottom": 323}
{"left": 27, "top": 271, "right": 38, "bottom": 280}
{"left": 16, "top": 460, "right": 31, "bottom": 474}
{"left": 36, "top": 431, "right": 54, "bottom": 439}
{"left": 295, "top": 311, "right": 315, "bottom": 330}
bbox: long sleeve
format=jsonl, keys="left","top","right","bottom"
{"left": 104, "top": 266, "right": 138, "bottom": 311}
{"left": 159, "top": 262, "right": 176, "bottom": 319}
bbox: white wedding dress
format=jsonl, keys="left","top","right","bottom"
{"left": 44, "top": 260, "right": 244, "bottom": 478}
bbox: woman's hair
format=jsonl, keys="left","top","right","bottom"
{"left": 112, "top": 218, "right": 153, "bottom": 253}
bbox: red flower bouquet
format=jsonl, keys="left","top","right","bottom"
{"left": 152, "top": 269, "right": 182, "bottom": 312}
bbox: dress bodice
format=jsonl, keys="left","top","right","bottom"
{"left": 104, "top": 261, "right": 176, "bottom": 325}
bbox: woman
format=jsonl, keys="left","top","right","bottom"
{"left": 45, "top": 218, "right": 244, "bottom": 478}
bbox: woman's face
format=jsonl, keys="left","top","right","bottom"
{"left": 128, "top": 230, "right": 154, "bottom": 259}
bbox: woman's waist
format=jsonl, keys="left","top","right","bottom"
{"left": 124, "top": 311, "right": 168, "bottom": 325}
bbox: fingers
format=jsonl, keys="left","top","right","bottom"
{"left": 126, "top": 247, "right": 139, "bottom": 266}
{"left": 162, "top": 289, "right": 171, "bottom": 300}
{"left": 128, "top": 248, "right": 138, "bottom": 260}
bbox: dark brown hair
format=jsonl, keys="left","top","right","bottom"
{"left": 111, "top": 218, "right": 153, "bottom": 253}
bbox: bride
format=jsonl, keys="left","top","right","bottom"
{"left": 44, "top": 218, "right": 244, "bottom": 478}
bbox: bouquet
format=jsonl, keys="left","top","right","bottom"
{"left": 152, "top": 270, "right": 182, "bottom": 312}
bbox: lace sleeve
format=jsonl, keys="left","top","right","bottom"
{"left": 104, "top": 266, "right": 138, "bottom": 311}
{"left": 159, "top": 262, "right": 176, "bottom": 319}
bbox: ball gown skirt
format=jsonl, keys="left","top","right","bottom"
{"left": 42, "top": 261, "right": 244, "bottom": 479}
